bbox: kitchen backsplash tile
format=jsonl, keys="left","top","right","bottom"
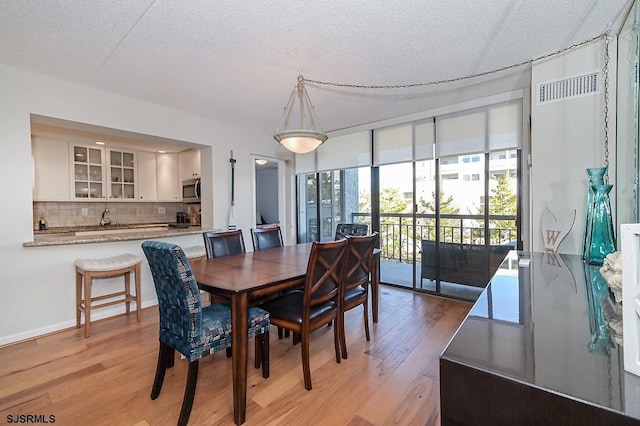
{"left": 33, "top": 201, "right": 186, "bottom": 229}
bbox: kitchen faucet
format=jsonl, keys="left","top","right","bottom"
{"left": 100, "top": 208, "right": 111, "bottom": 226}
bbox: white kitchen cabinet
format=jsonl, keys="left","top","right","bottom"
{"left": 71, "top": 144, "right": 106, "bottom": 200}
{"left": 136, "top": 151, "right": 157, "bottom": 201}
{"left": 179, "top": 149, "right": 201, "bottom": 182}
{"left": 156, "top": 153, "right": 180, "bottom": 201}
{"left": 32, "top": 137, "right": 71, "bottom": 201}
{"left": 34, "top": 139, "right": 184, "bottom": 203}
{"left": 108, "top": 149, "right": 136, "bottom": 200}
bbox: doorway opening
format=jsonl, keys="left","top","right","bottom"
{"left": 252, "top": 155, "right": 287, "bottom": 243}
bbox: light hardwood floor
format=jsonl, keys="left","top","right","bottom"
{"left": 0, "top": 286, "right": 471, "bottom": 426}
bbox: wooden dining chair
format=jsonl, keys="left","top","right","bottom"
{"left": 259, "top": 239, "right": 348, "bottom": 390}
{"left": 251, "top": 225, "right": 289, "bottom": 339}
{"left": 203, "top": 229, "right": 246, "bottom": 258}
{"left": 338, "top": 232, "right": 377, "bottom": 359}
{"left": 251, "top": 226, "right": 283, "bottom": 251}
{"left": 141, "top": 241, "right": 270, "bottom": 426}
{"left": 201, "top": 229, "right": 274, "bottom": 360}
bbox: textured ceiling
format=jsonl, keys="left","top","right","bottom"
{"left": 0, "top": 0, "right": 633, "bottom": 141}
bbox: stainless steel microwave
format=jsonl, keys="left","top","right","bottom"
{"left": 182, "top": 178, "right": 201, "bottom": 203}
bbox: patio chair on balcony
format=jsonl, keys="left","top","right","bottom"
{"left": 335, "top": 223, "right": 368, "bottom": 240}
{"left": 420, "top": 240, "right": 513, "bottom": 287}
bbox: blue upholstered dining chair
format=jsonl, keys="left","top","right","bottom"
{"left": 141, "top": 241, "right": 270, "bottom": 426}
{"left": 334, "top": 223, "right": 369, "bottom": 240}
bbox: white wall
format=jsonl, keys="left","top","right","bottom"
{"left": 616, "top": 2, "right": 638, "bottom": 227}
{"left": 0, "top": 64, "right": 294, "bottom": 345}
{"left": 530, "top": 39, "right": 618, "bottom": 254}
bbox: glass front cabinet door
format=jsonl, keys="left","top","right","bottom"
{"left": 70, "top": 145, "right": 138, "bottom": 201}
{"left": 71, "top": 145, "right": 105, "bottom": 199}
{"left": 109, "top": 149, "right": 136, "bottom": 200}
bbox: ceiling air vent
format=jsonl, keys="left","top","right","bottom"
{"left": 536, "top": 72, "right": 600, "bottom": 105}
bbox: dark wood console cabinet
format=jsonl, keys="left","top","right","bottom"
{"left": 440, "top": 252, "right": 640, "bottom": 425}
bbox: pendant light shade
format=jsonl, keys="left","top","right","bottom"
{"left": 274, "top": 75, "right": 328, "bottom": 154}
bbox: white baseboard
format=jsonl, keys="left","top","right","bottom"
{"left": 0, "top": 299, "right": 158, "bottom": 347}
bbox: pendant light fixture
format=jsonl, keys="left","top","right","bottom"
{"left": 274, "top": 75, "right": 328, "bottom": 154}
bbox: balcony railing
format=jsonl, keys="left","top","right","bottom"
{"left": 351, "top": 212, "right": 517, "bottom": 263}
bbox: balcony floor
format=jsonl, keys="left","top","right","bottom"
{"left": 380, "top": 259, "right": 484, "bottom": 302}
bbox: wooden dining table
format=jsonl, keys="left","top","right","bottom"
{"left": 190, "top": 242, "right": 381, "bottom": 425}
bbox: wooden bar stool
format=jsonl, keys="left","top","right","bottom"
{"left": 183, "top": 246, "right": 206, "bottom": 262}
{"left": 183, "top": 245, "right": 211, "bottom": 304}
{"left": 74, "top": 253, "right": 142, "bottom": 337}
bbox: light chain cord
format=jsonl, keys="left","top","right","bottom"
{"left": 604, "top": 36, "right": 611, "bottom": 183}
{"left": 634, "top": 17, "right": 639, "bottom": 219}
{"left": 304, "top": 33, "right": 608, "bottom": 89}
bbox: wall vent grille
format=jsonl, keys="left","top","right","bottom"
{"left": 536, "top": 72, "right": 600, "bottom": 105}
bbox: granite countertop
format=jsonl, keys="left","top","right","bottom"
{"left": 25, "top": 223, "right": 211, "bottom": 247}
{"left": 32, "top": 222, "right": 185, "bottom": 234}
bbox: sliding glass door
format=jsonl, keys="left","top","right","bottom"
{"left": 297, "top": 167, "right": 371, "bottom": 243}
{"left": 319, "top": 170, "right": 341, "bottom": 241}
{"left": 378, "top": 163, "right": 414, "bottom": 286}
{"left": 418, "top": 153, "right": 492, "bottom": 299}
{"left": 414, "top": 158, "right": 441, "bottom": 291}
{"left": 297, "top": 173, "right": 318, "bottom": 243}
{"left": 296, "top": 99, "right": 522, "bottom": 301}
{"left": 374, "top": 119, "right": 435, "bottom": 288}
{"left": 416, "top": 102, "right": 521, "bottom": 299}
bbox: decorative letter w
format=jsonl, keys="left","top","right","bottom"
{"left": 545, "top": 230, "right": 562, "bottom": 245}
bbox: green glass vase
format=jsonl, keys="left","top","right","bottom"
{"left": 586, "top": 184, "right": 616, "bottom": 265}
{"left": 583, "top": 264, "right": 615, "bottom": 352}
{"left": 582, "top": 167, "right": 606, "bottom": 260}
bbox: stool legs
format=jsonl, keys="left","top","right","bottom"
{"left": 134, "top": 263, "right": 142, "bottom": 322}
{"left": 75, "top": 271, "right": 82, "bottom": 329}
{"left": 84, "top": 270, "right": 93, "bottom": 338}
{"left": 124, "top": 271, "right": 131, "bottom": 315}
{"left": 76, "top": 263, "right": 142, "bottom": 338}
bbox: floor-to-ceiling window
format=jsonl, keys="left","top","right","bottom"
{"left": 319, "top": 170, "right": 341, "bottom": 240}
{"left": 296, "top": 99, "right": 522, "bottom": 301}
{"left": 378, "top": 162, "right": 413, "bottom": 285}
{"left": 415, "top": 158, "right": 437, "bottom": 283}
{"left": 297, "top": 172, "right": 318, "bottom": 242}
{"left": 295, "top": 131, "right": 372, "bottom": 243}
{"left": 373, "top": 119, "right": 435, "bottom": 287}
{"left": 297, "top": 167, "right": 371, "bottom": 242}
{"left": 418, "top": 101, "right": 521, "bottom": 299}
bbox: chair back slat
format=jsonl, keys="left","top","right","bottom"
{"left": 343, "top": 233, "right": 378, "bottom": 291}
{"left": 304, "top": 240, "right": 348, "bottom": 310}
{"left": 203, "top": 230, "right": 246, "bottom": 258}
{"left": 251, "top": 226, "right": 283, "bottom": 251}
